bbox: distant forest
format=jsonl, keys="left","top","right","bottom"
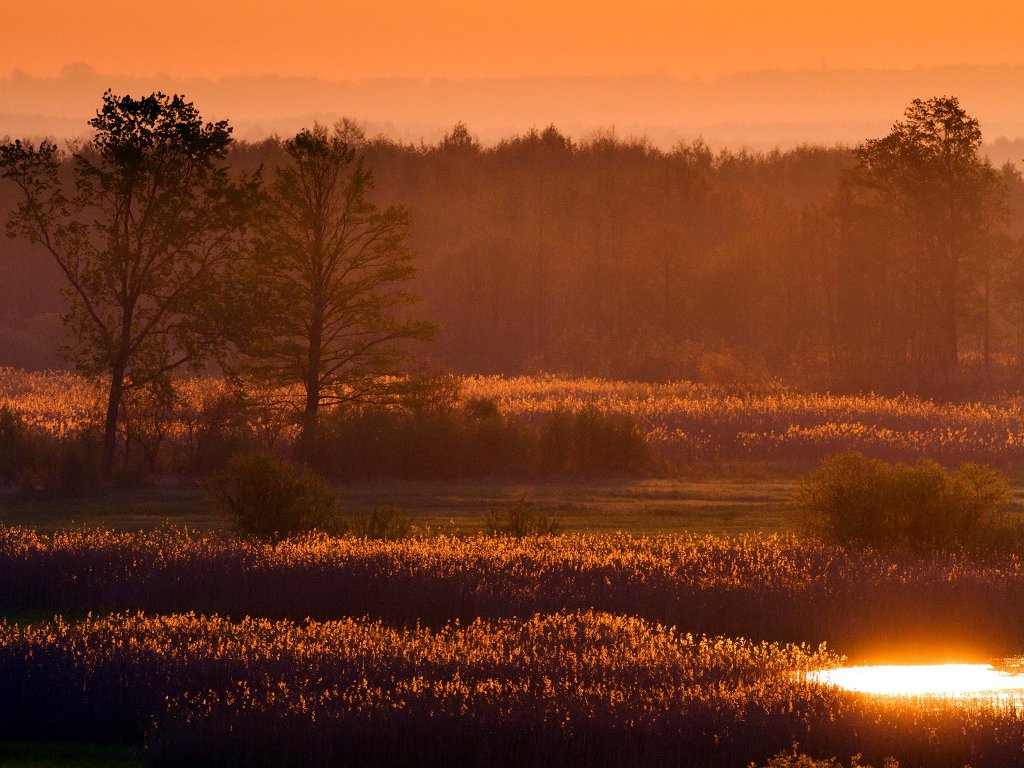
{"left": 4, "top": 118, "right": 1024, "bottom": 394}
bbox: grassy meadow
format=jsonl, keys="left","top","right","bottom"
{"left": 6, "top": 371, "right": 1024, "bottom": 766}
{"left": 0, "top": 476, "right": 800, "bottom": 535}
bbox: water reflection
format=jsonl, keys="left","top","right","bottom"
{"left": 810, "top": 663, "right": 1024, "bottom": 699}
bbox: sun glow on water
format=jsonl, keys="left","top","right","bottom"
{"left": 810, "top": 664, "right": 1024, "bottom": 699}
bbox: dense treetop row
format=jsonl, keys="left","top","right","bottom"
{"left": 3, "top": 92, "right": 1023, "bottom": 476}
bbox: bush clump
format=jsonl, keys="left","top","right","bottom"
{"left": 0, "top": 406, "right": 30, "bottom": 486}
{"left": 210, "top": 451, "right": 342, "bottom": 540}
{"left": 312, "top": 404, "right": 649, "bottom": 481}
{"left": 484, "top": 497, "right": 563, "bottom": 537}
{"left": 348, "top": 507, "right": 414, "bottom": 540}
{"left": 794, "top": 451, "right": 1012, "bottom": 551}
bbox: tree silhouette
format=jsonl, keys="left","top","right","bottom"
{"left": 0, "top": 91, "right": 258, "bottom": 472}
{"left": 836, "top": 96, "right": 1005, "bottom": 381}
{"left": 238, "top": 124, "right": 434, "bottom": 459}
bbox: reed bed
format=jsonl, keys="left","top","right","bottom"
{"left": 463, "top": 375, "right": 1024, "bottom": 465}
{"left": 6, "top": 368, "right": 1024, "bottom": 467}
{"left": 3, "top": 527, "right": 1024, "bottom": 657}
{"left": 5, "top": 609, "right": 1024, "bottom": 768}
{"left": 5, "top": 527, "right": 1024, "bottom": 765}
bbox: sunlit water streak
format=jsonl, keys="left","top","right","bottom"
{"left": 810, "top": 663, "right": 1024, "bottom": 700}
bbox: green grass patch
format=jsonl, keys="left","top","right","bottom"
{"left": 0, "top": 476, "right": 801, "bottom": 535}
{"left": 6, "top": 471, "right": 1024, "bottom": 537}
{"left": 0, "top": 741, "right": 140, "bottom": 768}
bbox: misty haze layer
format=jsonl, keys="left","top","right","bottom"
{"left": 4, "top": 64, "right": 1024, "bottom": 160}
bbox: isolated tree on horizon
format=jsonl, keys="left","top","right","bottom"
{"left": 834, "top": 95, "right": 1005, "bottom": 382}
{"left": 238, "top": 123, "right": 435, "bottom": 460}
{"left": 0, "top": 91, "right": 259, "bottom": 473}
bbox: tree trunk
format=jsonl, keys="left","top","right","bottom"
{"left": 982, "top": 253, "right": 992, "bottom": 372}
{"left": 299, "top": 309, "right": 323, "bottom": 464}
{"left": 299, "top": 383, "right": 320, "bottom": 464}
{"left": 101, "top": 363, "right": 126, "bottom": 476}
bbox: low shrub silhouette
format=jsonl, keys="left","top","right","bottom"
{"left": 538, "top": 408, "right": 649, "bottom": 476}
{"left": 186, "top": 395, "right": 260, "bottom": 474}
{"left": 312, "top": 404, "right": 648, "bottom": 480}
{"left": 484, "top": 496, "right": 563, "bottom": 537}
{"left": 794, "top": 452, "right": 1012, "bottom": 551}
{"left": 210, "top": 451, "right": 342, "bottom": 540}
{"left": 0, "top": 407, "right": 107, "bottom": 494}
{"left": 348, "top": 507, "right": 414, "bottom": 540}
{"left": 0, "top": 406, "right": 30, "bottom": 485}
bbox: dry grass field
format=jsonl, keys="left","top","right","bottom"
{"left": 3, "top": 528, "right": 1024, "bottom": 766}
{"left": 9, "top": 369, "right": 1024, "bottom": 470}
{"left": 6, "top": 371, "right": 1024, "bottom": 766}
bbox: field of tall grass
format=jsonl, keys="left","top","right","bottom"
{"left": 4, "top": 528, "right": 1024, "bottom": 766}
{"left": 3, "top": 527, "right": 1024, "bottom": 660}
{"left": 6, "top": 369, "right": 1024, "bottom": 482}
{"left": 8, "top": 368, "right": 1024, "bottom": 765}
{"left": 2, "top": 610, "right": 843, "bottom": 767}
{"left": 7, "top": 608, "right": 1024, "bottom": 768}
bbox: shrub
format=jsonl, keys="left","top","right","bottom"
{"left": 310, "top": 400, "right": 651, "bottom": 482}
{"left": 464, "top": 396, "right": 501, "bottom": 420}
{"left": 794, "top": 452, "right": 1012, "bottom": 551}
{"left": 11, "top": 428, "right": 104, "bottom": 496}
{"left": 537, "top": 408, "right": 650, "bottom": 477}
{"left": 568, "top": 407, "right": 649, "bottom": 475}
{"left": 187, "top": 395, "right": 259, "bottom": 474}
{"left": 348, "top": 507, "right": 414, "bottom": 540}
{"left": 0, "top": 406, "right": 30, "bottom": 485}
{"left": 210, "top": 451, "right": 342, "bottom": 539}
{"left": 485, "top": 497, "right": 563, "bottom": 537}
{"left": 120, "top": 382, "right": 178, "bottom": 472}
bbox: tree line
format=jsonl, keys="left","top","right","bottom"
{"left": 365, "top": 100, "right": 1023, "bottom": 394}
{"left": 3, "top": 92, "right": 1024, "bottom": 476}
{"left": 123, "top": 100, "right": 1024, "bottom": 382}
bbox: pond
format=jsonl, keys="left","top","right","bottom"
{"left": 810, "top": 663, "right": 1024, "bottom": 699}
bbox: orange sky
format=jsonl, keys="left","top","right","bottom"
{"left": 5, "top": 0, "right": 1024, "bottom": 80}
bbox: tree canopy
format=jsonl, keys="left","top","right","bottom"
{"left": 237, "top": 123, "right": 435, "bottom": 457}
{"left": 833, "top": 96, "right": 1006, "bottom": 385}
{"left": 0, "top": 91, "right": 259, "bottom": 471}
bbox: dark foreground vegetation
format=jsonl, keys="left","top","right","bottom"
{"left": 3, "top": 528, "right": 1024, "bottom": 766}
{"left": 3, "top": 527, "right": 1024, "bottom": 662}
{"left": 1, "top": 438, "right": 1019, "bottom": 767}
{"left": 7, "top": 609, "right": 1022, "bottom": 768}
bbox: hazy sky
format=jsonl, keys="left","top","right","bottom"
{"left": 6, "top": 0, "right": 1024, "bottom": 80}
